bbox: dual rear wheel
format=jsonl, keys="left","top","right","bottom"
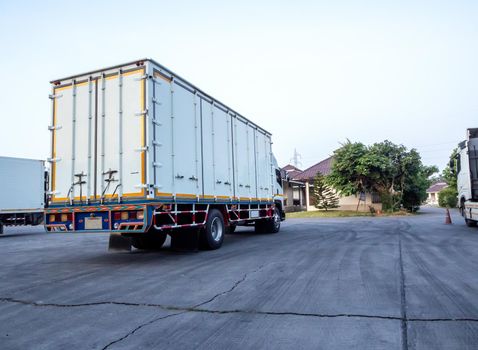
{"left": 200, "top": 209, "right": 225, "bottom": 250}
{"left": 255, "top": 207, "right": 281, "bottom": 234}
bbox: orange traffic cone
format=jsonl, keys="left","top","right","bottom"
{"left": 445, "top": 208, "right": 452, "bottom": 224}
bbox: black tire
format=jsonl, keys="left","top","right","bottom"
{"left": 227, "top": 224, "right": 237, "bottom": 234}
{"left": 460, "top": 199, "right": 466, "bottom": 217}
{"left": 0, "top": 224, "right": 3, "bottom": 235}
{"left": 254, "top": 220, "right": 266, "bottom": 233}
{"left": 255, "top": 207, "right": 281, "bottom": 234}
{"left": 200, "top": 209, "right": 225, "bottom": 250}
{"left": 465, "top": 219, "right": 477, "bottom": 228}
{"left": 132, "top": 229, "right": 167, "bottom": 250}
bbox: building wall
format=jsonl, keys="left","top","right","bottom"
{"left": 427, "top": 192, "right": 438, "bottom": 205}
{"left": 282, "top": 179, "right": 382, "bottom": 212}
{"left": 282, "top": 181, "right": 306, "bottom": 212}
{"left": 305, "top": 182, "right": 382, "bottom": 212}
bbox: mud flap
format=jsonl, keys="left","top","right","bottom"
{"left": 108, "top": 233, "right": 132, "bottom": 252}
{"left": 170, "top": 228, "right": 200, "bottom": 252}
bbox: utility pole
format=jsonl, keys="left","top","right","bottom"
{"left": 290, "top": 148, "right": 302, "bottom": 168}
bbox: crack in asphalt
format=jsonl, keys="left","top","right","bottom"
{"left": 192, "top": 264, "right": 265, "bottom": 309}
{"left": 100, "top": 311, "right": 187, "bottom": 350}
{"left": 2, "top": 264, "right": 267, "bottom": 349}
{"left": 2, "top": 296, "right": 478, "bottom": 322}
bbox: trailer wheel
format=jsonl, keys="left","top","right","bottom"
{"left": 255, "top": 207, "right": 281, "bottom": 234}
{"left": 460, "top": 198, "right": 465, "bottom": 217}
{"left": 200, "top": 209, "right": 225, "bottom": 250}
{"left": 465, "top": 219, "right": 477, "bottom": 228}
{"left": 132, "top": 231, "right": 167, "bottom": 250}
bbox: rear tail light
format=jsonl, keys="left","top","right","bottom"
{"left": 113, "top": 211, "right": 135, "bottom": 221}
{"left": 136, "top": 211, "right": 144, "bottom": 220}
{"left": 60, "top": 214, "right": 71, "bottom": 222}
{"left": 49, "top": 214, "right": 56, "bottom": 222}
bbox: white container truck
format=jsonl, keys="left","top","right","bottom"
{"left": 456, "top": 128, "right": 478, "bottom": 227}
{"left": 0, "top": 157, "right": 46, "bottom": 233}
{"left": 45, "top": 59, "right": 285, "bottom": 250}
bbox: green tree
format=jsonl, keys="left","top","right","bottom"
{"left": 313, "top": 172, "right": 339, "bottom": 211}
{"left": 402, "top": 163, "right": 438, "bottom": 211}
{"left": 326, "top": 141, "right": 372, "bottom": 196}
{"left": 438, "top": 187, "right": 458, "bottom": 208}
{"left": 328, "top": 140, "right": 438, "bottom": 212}
{"left": 442, "top": 148, "right": 458, "bottom": 190}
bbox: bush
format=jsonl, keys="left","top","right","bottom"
{"left": 380, "top": 192, "right": 400, "bottom": 212}
{"left": 438, "top": 187, "right": 458, "bottom": 208}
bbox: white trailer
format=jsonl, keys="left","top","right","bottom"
{"left": 45, "top": 59, "right": 285, "bottom": 250}
{"left": 456, "top": 128, "right": 478, "bottom": 227}
{"left": 0, "top": 157, "right": 46, "bottom": 233}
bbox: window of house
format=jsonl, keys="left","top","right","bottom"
{"left": 372, "top": 192, "right": 381, "bottom": 203}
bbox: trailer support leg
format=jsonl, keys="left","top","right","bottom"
{"left": 108, "top": 233, "right": 132, "bottom": 252}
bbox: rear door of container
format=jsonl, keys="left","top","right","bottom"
{"left": 51, "top": 66, "right": 146, "bottom": 203}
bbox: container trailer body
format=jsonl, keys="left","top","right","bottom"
{"left": 0, "top": 157, "right": 46, "bottom": 233}
{"left": 45, "top": 59, "right": 284, "bottom": 249}
{"left": 456, "top": 128, "right": 478, "bottom": 227}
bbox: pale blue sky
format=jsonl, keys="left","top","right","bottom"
{"left": 0, "top": 0, "right": 477, "bottom": 171}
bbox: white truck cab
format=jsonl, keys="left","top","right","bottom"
{"left": 456, "top": 128, "right": 478, "bottom": 227}
{"left": 272, "top": 155, "right": 286, "bottom": 220}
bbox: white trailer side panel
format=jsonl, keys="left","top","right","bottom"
{"left": 0, "top": 157, "right": 44, "bottom": 212}
{"left": 211, "top": 106, "right": 233, "bottom": 198}
{"left": 202, "top": 101, "right": 233, "bottom": 198}
{"left": 233, "top": 118, "right": 257, "bottom": 199}
{"left": 201, "top": 99, "right": 215, "bottom": 197}
{"left": 171, "top": 82, "right": 201, "bottom": 197}
{"left": 255, "top": 130, "right": 272, "bottom": 200}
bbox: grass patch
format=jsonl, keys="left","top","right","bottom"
{"left": 286, "top": 210, "right": 414, "bottom": 219}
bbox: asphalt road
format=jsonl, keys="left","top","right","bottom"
{"left": 0, "top": 207, "right": 477, "bottom": 349}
